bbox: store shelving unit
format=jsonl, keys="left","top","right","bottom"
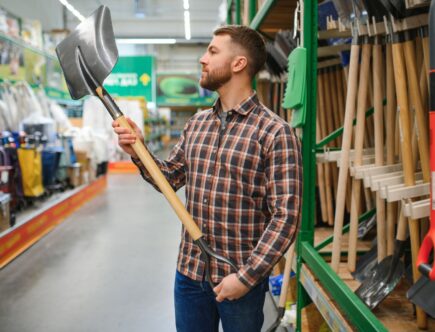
{"left": 225, "top": 1, "right": 424, "bottom": 331}
{"left": 0, "top": 31, "right": 56, "bottom": 61}
{"left": 0, "top": 23, "right": 108, "bottom": 268}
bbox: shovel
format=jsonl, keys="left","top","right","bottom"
{"left": 55, "top": 5, "right": 238, "bottom": 290}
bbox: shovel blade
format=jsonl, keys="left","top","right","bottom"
{"left": 355, "top": 255, "right": 404, "bottom": 309}
{"left": 351, "top": 243, "right": 378, "bottom": 282}
{"left": 55, "top": 5, "right": 118, "bottom": 100}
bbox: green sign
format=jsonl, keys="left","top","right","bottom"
{"left": 157, "top": 73, "right": 217, "bottom": 107}
{"left": 104, "top": 56, "right": 155, "bottom": 102}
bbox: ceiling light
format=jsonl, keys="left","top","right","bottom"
{"left": 184, "top": 10, "right": 191, "bottom": 40}
{"left": 116, "top": 38, "right": 177, "bottom": 44}
{"left": 183, "top": 0, "right": 190, "bottom": 10}
{"left": 58, "top": 0, "right": 85, "bottom": 22}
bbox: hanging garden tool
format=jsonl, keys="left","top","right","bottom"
{"left": 406, "top": 0, "right": 435, "bottom": 318}
{"left": 55, "top": 5, "right": 237, "bottom": 290}
{"left": 330, "top": 0, "right": 364, "bottom": 273}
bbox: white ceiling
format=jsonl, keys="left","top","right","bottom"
{"left": 1, "top": 0, "right": 224, "bottom": 40}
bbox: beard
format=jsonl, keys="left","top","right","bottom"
{"left": 200, "top": 62, "right": 232, "bottom": 91}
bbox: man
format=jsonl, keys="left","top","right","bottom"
{"left": 113, "top": 25, "right": 302, "bottom": 332}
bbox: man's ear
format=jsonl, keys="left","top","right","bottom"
{"left": 232, "top": 56, "right": 248, "bottom": 74}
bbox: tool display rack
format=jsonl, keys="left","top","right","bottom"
{"left": 227, "top": 0, "right": 393, "bottom": 331}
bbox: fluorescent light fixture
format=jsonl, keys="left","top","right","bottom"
{"left": 183, "top": 0, "right": 190, "bottom": 10}
{"left": 184, "top": 10, "right": 191, "bottom": 40}
{"left": 58, "top": 0, "right": 85, "bottom": 22}
{"left": 116, "top": 38, "right": 177, "bottom": 44}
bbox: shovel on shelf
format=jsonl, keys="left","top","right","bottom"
{"left": 354, "top": 15, "right": 415, "bottom": 309}
{"left": 55, "top": 5, "right": 238, "bottom": 290}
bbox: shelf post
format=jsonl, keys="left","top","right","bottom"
{"left": 249, "top": 0, "right": 257, "bottom": 23}
{"left": 296, "top": 0, "right": 318, "bottom": 330}
{"left": 235, "top": 0, "right": 241, "bottom": 25}
{"left": 227, "top": 0, "right": 233, "bottom": 24}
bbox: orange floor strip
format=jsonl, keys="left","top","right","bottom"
{"left": 0, "top": 176, "right": 107, "bottom": 268}
{"left": 108, "top": 161, "right": 139, "bottom": 174}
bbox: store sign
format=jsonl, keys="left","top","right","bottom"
{"left": 157, "top": 73, "right": 217, "bottom": 107}
{"left": 104, "top": 56, "right": 155, "bottom": 102}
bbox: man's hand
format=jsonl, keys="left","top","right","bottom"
{"left": 213, "top": 273, "right": 249, "bottom": 302}
{"left": 112, "top": 117, "right": 144, "bottom": 159}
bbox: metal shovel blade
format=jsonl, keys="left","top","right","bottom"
{"left": 354, "top": 254, "right": 404, "bottom": 309}
{"left": 351, "top": 242, "right": 378, "bottom": 282}
{"left": 407, "top": 275, "right": 435, "bottom": 318}
{"left": 55, "top": 5, "right": 118, "bottom": 100}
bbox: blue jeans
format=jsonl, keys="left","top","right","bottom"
{"left": 174, "top": 270, "right": 268, "bottom": 332}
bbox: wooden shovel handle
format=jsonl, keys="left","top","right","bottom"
{"left": 392, "top": 42, "right": 415, "bottom": 186}
{"left": 278, "top": 242, "right": 296, "bottom": 308}
{"left": 94, "top": 86, "right": 203, "bottom": 240}
{"left": 116, "top": 115, "right": 203, "bottom": 241}
{"left": 331, "top": 43, "right": 360, "bottom": 272}
{"left": 403, "top": 40, "right": 430, "bottom": 183}
{"left": 346, "top": 42, "right": 371, "bottom": 272}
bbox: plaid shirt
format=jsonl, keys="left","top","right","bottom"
{"left": 133, "top": 92, "right": 302, "bottom": 288}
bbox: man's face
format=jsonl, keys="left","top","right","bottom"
{"left": 199, "top": 34, "right": 235, "bottom": 91}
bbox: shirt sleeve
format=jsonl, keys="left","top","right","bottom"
{"left": 131, "top": 120, "right": 189, "bottom": 193}
{"left": 237, "top": 125, "right": 303, "bottom": 288}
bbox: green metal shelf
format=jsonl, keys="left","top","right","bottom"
{"left": 250, "top": 0, "right": 277, "bottom": 30}
{"left": 229, "top": 0, "right": 390, "bottom": 330}
{"left": 0, "top": 31, "right": 57, "bottom": 61}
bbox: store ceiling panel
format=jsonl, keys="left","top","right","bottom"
{"left": 1, "top": 0, "right": 223, "bottom": 40}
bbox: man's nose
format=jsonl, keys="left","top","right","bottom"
{"left": 199, "top": 53, "right": 207, "bottom": 65}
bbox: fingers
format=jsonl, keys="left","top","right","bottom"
{"left": 214, "top": 282, "right": 235, "bottom": 302}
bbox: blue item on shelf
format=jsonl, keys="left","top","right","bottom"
{"left": 269, "top": 274, "right": 283, "bottom": 296}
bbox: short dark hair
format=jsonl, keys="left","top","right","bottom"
{"left": 213, "top": 25, "right": 266, "bottom": 79}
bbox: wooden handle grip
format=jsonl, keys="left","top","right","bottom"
{"left": 116, "top": 115, "right": 203, "bottom": 241}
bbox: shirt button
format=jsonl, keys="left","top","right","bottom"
{"left": 203, "top": 198, "right": 208, "bottom": 203}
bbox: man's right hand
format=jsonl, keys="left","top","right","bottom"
{"left": 112, "top": 117, "right": 144, "bottom": 159}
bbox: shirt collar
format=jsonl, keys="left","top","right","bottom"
{"left": 212, "top": 92, "right": 259, "bottom": 116}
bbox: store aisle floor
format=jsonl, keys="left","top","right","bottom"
{"left": 0, "top": 173, "right": 280, "bottom": 332}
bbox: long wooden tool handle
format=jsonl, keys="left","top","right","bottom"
{"left": 373, "top": 39, "right": 387, "bottom": 262}
{"left": 346, "top": 42, "right": 371, "bottom": 272}
{"left": 402, "top": 38, "right": 429, "bottom": 330}
{"left": 318, "top": 72, "right": 334, "bottom": 225}
{"left": 116, "top": 116, "right": 203, "bottom": 240}
{"left": 403, "top": 40, "right": 430, "bottom": 182}
{"left": 278, "top": 242, "right": 296, "bottom": 308}
{"left": 331, "top": 42, "right": 361, "bottom": 272}
{"left": 392, "top": 39, "right": 427, "bottom": 329}
{"left": 392, "top": 42, "right": 415, "bottom": 185}
{"left": 95, "top": 87, "right": 203, "bottom": 241}
{"left": 386, "top": 43, "right": 397, "bottom": 256}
